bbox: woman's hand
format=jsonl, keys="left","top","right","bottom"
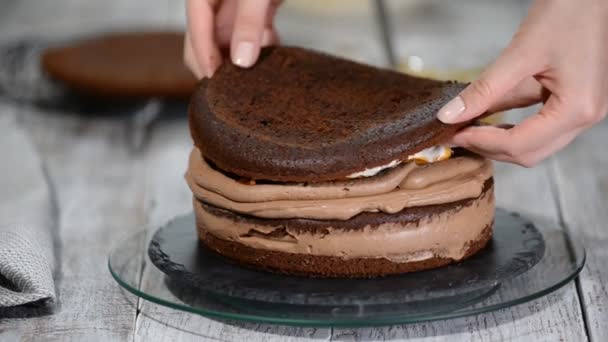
{"left": 437, "top": 0, "right": 608, "bottom": 167}
{"left": 184, "top": 0, "right": 282, "bottom": 78}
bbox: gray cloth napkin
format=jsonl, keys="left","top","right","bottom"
{"left": 0, "top": 110, "right": 56, "bottom": 307}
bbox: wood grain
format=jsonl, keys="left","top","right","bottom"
{"left": 0, "top": 104, "right": 145, "bottom": 341}
{"left": 0, "top": 1, "right": 174, "bottom": 340}
{"left": 551, "top": 120, "right": 608, "bottom": 342}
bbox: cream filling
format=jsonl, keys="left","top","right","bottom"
{"left": 407, "top": 145, "right": 452, "bottom": 164}
{"left": 346, "top": 145, "right": 452, "bottom": 178}
{"left": 186, "top": 149, "right": 493, "bottom": 220}
{"left": 195, "top": 187, "right": 495, "bottom": 262}
{"left": 346, "top": 159, "right": 402, "bottom": 178}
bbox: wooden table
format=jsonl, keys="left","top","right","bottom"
{"left": 1, "top": 1, "right": 606, "bottom": 341}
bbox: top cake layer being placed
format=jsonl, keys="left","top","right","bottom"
{"left": 189, "top": 46, "right": 467, "bottom": 183}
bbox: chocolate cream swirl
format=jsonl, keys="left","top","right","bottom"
{"left": 186, "top": 148, "right": 493, "bottom": 220}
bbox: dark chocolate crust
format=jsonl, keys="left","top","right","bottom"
{"left": 199, "top": 177, "right": 494, "bottom": 233}
{"left": 189, "top": 46, "right": 467, "bottom": 182}
{"left": 198, "top": 225, "right": 492, "bottom": 278}
{"left": 41, "top": 32, "right": 197, "bottom": 100}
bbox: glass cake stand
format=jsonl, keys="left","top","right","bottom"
{"left": 108, "top": 208, "right": 585, "bottom": 327}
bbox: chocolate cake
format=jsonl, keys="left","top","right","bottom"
{"left": 41, "top": 32, "right": 197, "bottom": 100}
{"left": 186, "top": 46, "right": 495, "bottom": 278}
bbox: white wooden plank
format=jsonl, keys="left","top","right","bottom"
{"left": 0, "top": 0, "right": 175, "bottom": 341}
{"left": 551, "top": 120, "right": 608, "bottom": 341}
{"left": 0, "top": 0, "right": 181, "bottom": 341}
{"left": 0, "top": 104, "right": 146, "bottom": 341}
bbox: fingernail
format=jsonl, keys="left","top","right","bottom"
{"left": 261, "top": 29, "right": 273, "bottom": 47}
{"left": 232, "top": 41, "right": 256, "bottom": 68}
{"left": 451, "top": 130, "right": 471, "bottom": 146}
{"left": 437, "top": 96, "right": 466, "bottom": 123}
{"left": 204, "top": 53, "right": 221, "bottom": 78}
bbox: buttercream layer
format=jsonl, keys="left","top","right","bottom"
{"left": 186, "top": 148, "right": 493, "bottom": 220}
{"left": 199, "top": 225, "right": 493, "bottom": 278}
{"left": 194, "top": 179, "right": 495, "bottom": 262}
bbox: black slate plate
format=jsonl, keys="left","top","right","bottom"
{"left": 148, "top": 208, "right": 545, "bottom": 307}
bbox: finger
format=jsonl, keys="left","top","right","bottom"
{"left": 216, "top": 0, "right": 280, "bottom": 47}
{"left": 437, "top": 45, "right": 536, "bottom": 124}
{"left": 516, "top": 129, "right": 580, "bottom": 166}
{"left": 261, "top": 28, "right": 280, "bottom": 47}
{"left": 486, "top": 77, "right": 545, "bottom": 113}
{"left": 231, "top": 0, "right": 272, "bottom": 68}
{"left": 223, "top": 26, "right": 279, "bottom": 48}
{"left": 451, "top": 97, "right": 573, "bottom": 166}
{"left": 456, "top": 127, "right": 580, "bottom": 166}
{"left": 215, "top": 0, "right": 238, "bottom": 46}
{"left": 262, "top": 0, "right": 282, "bottom": 46}
{"left": 183, "top": 33, "right": 203, "bottom": 79}
{"left": 187, "top": 0, "right": 222, "bottom": 78}
{"left": 265, "top": 0, "right": 282, "bottom": 31}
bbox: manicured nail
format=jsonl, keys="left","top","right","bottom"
{"left": 232, "top": 41, "right": 256, "bottom": 68}
{"left": 437, "top": 96, "right": 466, "bottom": 123}
{"left": 451, "top": 130, "right": 471, "bottom": 146}
{"left": 204, "top": 52, "right": 221, "bottom": 78}
{"left": 261, "top": 29, "right": 273, "bottom": 47}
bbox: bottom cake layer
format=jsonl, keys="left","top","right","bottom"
{"left": 194, "top": 179, "right": 495, "bottom": 278}
{"left": 198, "top": 224, "right": 492, "bottom": 278}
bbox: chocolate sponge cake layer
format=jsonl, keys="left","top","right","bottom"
{"left": 42, "top": 32, "right": 197, "bottom": 100}
{"left": 189, "top": 46, "right": 467, "bottom": 182}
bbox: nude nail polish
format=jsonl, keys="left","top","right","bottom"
{"left": 233, "top": 42, "right": 256, "bottom": 68}
{"left": 437, "top": 96, "right": 466, "bottom": 123}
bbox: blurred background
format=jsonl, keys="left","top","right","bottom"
{"left": 0, "top": 0, "right": 530, "bottom": 88}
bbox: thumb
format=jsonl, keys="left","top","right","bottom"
{"left": 230, "top": 0, "right": 272, "bottom": 68}
{"left": 437, "top": 46, "right": 531, "bottom": 124}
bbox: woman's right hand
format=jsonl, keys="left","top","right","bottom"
{"left": 184, "top": 0, "right": 282, "bottom": 79}
{"left": 437, "top": 0, "right": 608, "bottom": 167}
